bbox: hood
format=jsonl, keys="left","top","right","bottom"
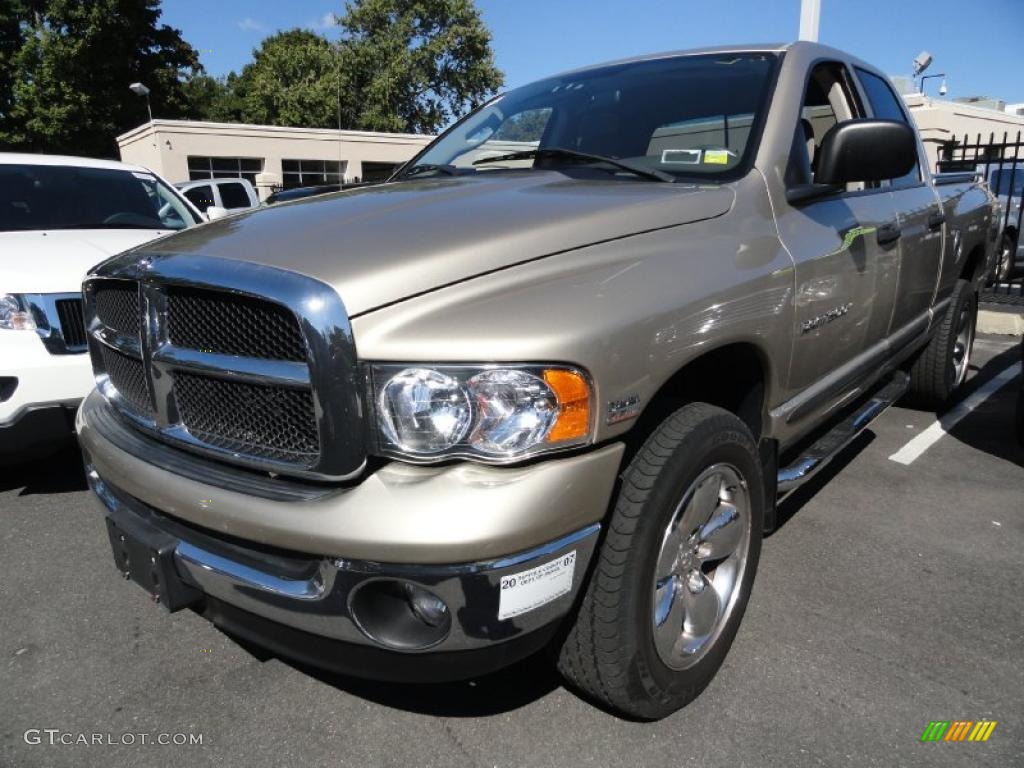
{"left": 140, "top": 174, "right": 736, "bottom": 316}
{"left": 2, "top": 228, "right": 175, "bottom": 294}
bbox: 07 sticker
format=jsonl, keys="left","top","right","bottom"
{"left": 498, "top": 551, "right": 576, "bottom": 621}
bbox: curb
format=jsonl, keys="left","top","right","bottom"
{"left": 978, "top": 308, "right": 1024, "bottom": 336}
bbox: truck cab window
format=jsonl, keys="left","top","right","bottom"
{"left": 789, "top": 62, "right": 864, "bottom": 189}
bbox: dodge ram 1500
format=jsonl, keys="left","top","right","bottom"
{"left": 78, "top": 42, "right": 996, "bottom": 719}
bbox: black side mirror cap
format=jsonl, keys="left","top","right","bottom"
{"left": 816, "top": 119, "right": 918, "bottom": 186}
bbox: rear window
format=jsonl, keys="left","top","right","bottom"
{"left": 0, "top": 164, "right": 200, "bottom": 232}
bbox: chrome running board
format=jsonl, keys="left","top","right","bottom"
{"left": 777, "top": 371, "right": 909, "bottom": 495}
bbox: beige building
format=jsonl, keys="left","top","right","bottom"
{"left": 116, "top": 119, "right": 434, "bottom": 200}
{"left": 903, "top": 93, "right": 1024, "bottom": 170}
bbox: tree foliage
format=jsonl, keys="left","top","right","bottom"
{"left": 336, "top": 0, "right": 504, "bottom": 133}
{"left": 0, "top": 0, "right": 202, "bottom": 157}
{"left": 231, "top": 29, "right": 343, "bottom": 129}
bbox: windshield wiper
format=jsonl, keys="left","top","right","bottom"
{"left": 473, "top": 147, "right": 676, "bottom": 183}
{"left": 397, "top": 163, "right": 460, "bottom": 179}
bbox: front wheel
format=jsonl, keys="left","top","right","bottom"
{"left": 556, "top": 403, "right": 764, "bottom": 720}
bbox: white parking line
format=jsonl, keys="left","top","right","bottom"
{"left": 888, "top": 364, "right": 1021, "bottom": 466}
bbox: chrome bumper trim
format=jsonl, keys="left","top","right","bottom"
{"left": 88, "top": 468, "right": 600, "bottom": 653}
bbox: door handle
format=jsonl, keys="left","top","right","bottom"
{"left": 876, "top": 222, "right": 902, "bottom": 246}
{"left": 928, "top": 211, "right": 946, "bottom": 230}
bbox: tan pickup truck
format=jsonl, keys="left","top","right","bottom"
{"left": 78, "top": 41, "right": 996, "bottom": 719}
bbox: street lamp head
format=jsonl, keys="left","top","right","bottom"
{"left": 938, "top": 78, "right": 948, "bottom": 96}
{"left": 128, "top": 82, "right": 150, "bottom": 97}
{"left": 912, "top": 51, "right": 933, "bottom": 76}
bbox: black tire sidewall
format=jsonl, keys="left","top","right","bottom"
{"left": 620, "top": 412, "right": 764, "bottom": 712}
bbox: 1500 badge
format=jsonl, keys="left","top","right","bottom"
{"left": 802, "top": 303, "right": 853, "bottom": 333}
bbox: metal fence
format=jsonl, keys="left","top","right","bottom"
{"left": 937, "top": 132, "right": 1024, "bottom": 307}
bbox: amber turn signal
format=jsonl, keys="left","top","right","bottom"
{"left": 543, "top": 369, "right": 591, "bottom": 444}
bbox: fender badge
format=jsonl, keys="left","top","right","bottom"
{"left": 607, "top": 394, "right": 642, "bottom": 425}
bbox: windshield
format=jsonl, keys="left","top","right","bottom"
{"left": 989, "top": 168, "right": 1024, "bottom": 197}
{"left": 0, "top": 164, "right": 201, "bottom": 232}
{"left": 405, "top": 52, "right": 778, "bottom": 181}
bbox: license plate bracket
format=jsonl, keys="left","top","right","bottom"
{"left": 105, "top": 513, "right": 201, "bottom": 612}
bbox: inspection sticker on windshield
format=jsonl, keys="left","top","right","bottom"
{"left": 498, "top": 551, "right": 576, "bottom": 620}
{"left": 702, "top": 149, "right": 736, "bottom": 165}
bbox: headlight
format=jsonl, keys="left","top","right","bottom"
{"left": 0, "top": 294, "right": 36, "bottom": 330}
{"left": 371, "top": 364, "right": 592, "bottom": 462}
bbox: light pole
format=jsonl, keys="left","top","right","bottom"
{"left": 920, "top": 73, "right": 948, "bottom": 97}
{"left": 129, "top": 82, "right": 153, "bottom": 123}
{"left": 799, "top": 0, "right": 821, "bottom": 42}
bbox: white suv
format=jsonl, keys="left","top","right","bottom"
{"left": 0, "top": 153, "right": 203, "bottom": 463}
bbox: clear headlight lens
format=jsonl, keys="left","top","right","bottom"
{"left": 372, "top": 364, "right": 592, "bottom": 462}
{"left": 378, "top": 368, "right": 473, "bottom": 454}
{"left": 0, "top": 294, "right": 36, "bottom": 330}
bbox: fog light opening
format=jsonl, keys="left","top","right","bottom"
{"left": 349, "top": 579, "right": 452, "bottom": 650}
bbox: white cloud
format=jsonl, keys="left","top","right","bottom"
{"left": 309, "top": 12, "right": 337, "bottom": 30}
{"left": 237, "top": 17, "right": 265, "bottom": 32}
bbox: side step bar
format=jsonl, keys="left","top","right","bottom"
{"left": 777, "top": 371, "right": 909, "bottom": 495}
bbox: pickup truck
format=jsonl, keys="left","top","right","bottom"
{"left": 77, "top": 42, "right": 996, "bottom": 720}
{"left": 0, "top": 153, "right": 203, "bottom": 463}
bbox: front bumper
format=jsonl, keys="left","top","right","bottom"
{"left": 0, "top": 330, "right": 93, "bottom": 425}
{"left": 88, "top": 468, "right": 601, "bottom": 679}
{"left": 79, "top": 392, "right": 623, "bottom": 678}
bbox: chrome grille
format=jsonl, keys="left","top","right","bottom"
{"left": 99, "top": 344, "right": 152, "bottom": 415}
{"left": 173, "top": 373, "right": 319, "bottom": 463}
{"left": 83, "top": 256, "right": 364, "bottom": 481}
{"left": 94, "top": 283, "right": 140, "bottom": 339}
{"left": 167, "top": 287, "right": 306, "bottom": 361}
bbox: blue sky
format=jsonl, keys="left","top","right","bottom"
{"left": 161, "top": 0, "right": 1024, "bottom": 104}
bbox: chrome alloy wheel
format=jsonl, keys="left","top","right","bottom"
{"left": 952, "top": 302, "right": 975, "bottom": 387}
{"left": 651, "top": 463, "right": 752, "bottom": 670}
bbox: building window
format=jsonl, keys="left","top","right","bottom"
{"left": 282, "top": 159, "right": 344, "bottom": 189}
{"left": 360, "top": 162, "right": 400, "bottom": 183}
{"left": 187, "top": 156, "right": 263, "bottom": 185}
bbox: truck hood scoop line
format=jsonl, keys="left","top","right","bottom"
{"left": 137, "top": 174, "right": 735, "bottom": 316}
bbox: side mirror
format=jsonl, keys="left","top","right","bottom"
{"left": 205, "top": 206, "right": 229, "bottom": 222}
{"left": 816, "top": 119, "right": 918, "bottom": 186}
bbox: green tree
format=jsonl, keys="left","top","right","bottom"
{"left": 336, "top": 0, "right": 504, "bottom": 133}
{"left": 0, "top": 0, "right": 201, "bottom": 157}
{"left": 179, "top": 73, "right": 249, "bottom": 123}
{"left": 230, "top": 29, "right": 343, "bottom": 129}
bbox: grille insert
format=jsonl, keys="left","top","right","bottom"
{"left": 167, "top": 288, "right": 306, "bottom": 361}
{"left": 100, "top": 346, "right": 151, "bottom": 416}
{"left": 55, "top": 298, "right": 86, "bottom": 348}
{"left": 94, "top": 283, "right": 140, "bottom": 338}
{"left": 173, "top": 373, "right": 319, "bottom": 464}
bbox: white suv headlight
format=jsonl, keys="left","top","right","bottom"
{"left": 0, "top": 294, "right": 37, "bottom": 330}
{"left": 370, "top": 364, "right": 592, "bottom": 462}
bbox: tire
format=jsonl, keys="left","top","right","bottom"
{"left": 996, "top": 231, "right": 1017, "bottom": 282}
{"left": 907, "top": 278, "right": 977, "bottom": 410}
{"left": 556, "top": 403, "right": 764, "bottom": 720}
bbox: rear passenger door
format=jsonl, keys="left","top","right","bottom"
{"left": 854, "top": 67, "right": 944, "bottom": 338}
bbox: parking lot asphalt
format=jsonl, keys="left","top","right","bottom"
{"left": 1, "top": 335, "right": 1022, "bottom": 768}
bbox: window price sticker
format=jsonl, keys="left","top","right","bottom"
{"left": 497, "top": 551, "right": 576, "bottom": 621}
